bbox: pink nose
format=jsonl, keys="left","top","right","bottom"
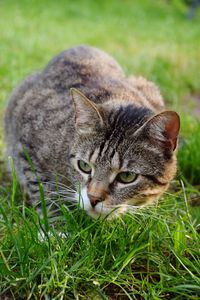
{"left": 88, "top": 194, "right": 105, "bottom": 208}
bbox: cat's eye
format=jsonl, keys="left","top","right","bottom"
{"left": 78, "top": 160, "right": 92, "bottom": 174}
{"left": 116, "top": 171, "right": 137, "bottom": 184}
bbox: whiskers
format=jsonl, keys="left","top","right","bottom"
{"left": 33, "top": 178, "right": 80, "bottom": 221}
{"left": 106, "top": 202, "right": 175, "bottom": 223}
{"left": 43, "top": 179, "right": 77, "bottom": 198}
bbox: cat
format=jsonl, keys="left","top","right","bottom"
{"left": 4, "top": 45, "right": 180, "bottom": 218}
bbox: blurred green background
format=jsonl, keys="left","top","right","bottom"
{"left": 0, "top": 0, "right": 200, "bottom": 107}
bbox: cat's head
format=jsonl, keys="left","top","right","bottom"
{"left": 69, "top": 88, "right": 180, "bottom": 218}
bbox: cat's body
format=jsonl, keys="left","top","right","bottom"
{"left": 5, "top": 45, "right": 180, "bottom": 218}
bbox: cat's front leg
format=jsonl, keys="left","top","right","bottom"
{"left": 11, "top": 147, "right": 51, "bottom": 209}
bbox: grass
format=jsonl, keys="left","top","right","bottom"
{"left": 0, "top": 182, "right": 200, "bottom": 299}
{"left": 0, "top": 0, "right": 200, "bottom": 299}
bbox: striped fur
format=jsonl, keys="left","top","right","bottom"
{"left": 4, "top": 45, "right": 180, "bottom": 218}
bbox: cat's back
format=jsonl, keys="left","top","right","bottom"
{"left": 43, "top": 45, "right": 124, "bottom": 84}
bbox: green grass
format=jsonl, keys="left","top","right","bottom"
{"left": 0, "top": 0, "right": 200, "bottom": 299}
{"left": 0, "top": 182, "right": 200, "bottom": 299}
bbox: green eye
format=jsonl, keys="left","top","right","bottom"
{"left": 116, "top": 172, "right": 137, "bottom": 184}
{"left": 78, "top": 160, "right": 92, "bottom": 174}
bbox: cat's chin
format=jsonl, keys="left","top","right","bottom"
{"left": 77, "top": 187, "right": 130, "bottom": 219}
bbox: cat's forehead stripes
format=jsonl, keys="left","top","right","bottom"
{"left": 86, "top": 105, "right": 151, "bottom": 169}
{"left": 99, "top": 140, "right": 110, "bottom": 157}
{"left": 111, "top": 151, "right": 120, "bottom": 170}
{"left": 108, "top": 104, "right": 152, "bottom": 132}
{"left": 89, "top": 147, "right": 100, "bottom": 164}
{"left": 93, "top": 105, "right": 153, "bottom": 163}
{"left": 89, "top": 148, "right": 121, "bottom": 171}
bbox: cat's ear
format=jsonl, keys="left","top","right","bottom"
{"left": 70, "top": 88, "right": 103, "bottom": 134}
{"left": 143, "top": 111, "right": 180, "bottom": 151}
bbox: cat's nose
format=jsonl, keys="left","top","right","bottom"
{"left": 88, "top": 195, "right": 104, "bottom": 208}
{"left": 87, "top": 181, "right": 108, "bottom": 208}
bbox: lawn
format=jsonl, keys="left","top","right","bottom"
{"left": 0, "top": 0, "right": 200, "bottom": 299}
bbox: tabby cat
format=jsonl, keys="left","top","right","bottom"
{"left": 5, "top": 45, "right": 180, "bottom": 218}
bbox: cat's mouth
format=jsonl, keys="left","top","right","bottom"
{"left": 78, "top": 187, "right": 129, "bottom": 219}
{"left": 78, "top": 187, "right": 110, "bottom": 218}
